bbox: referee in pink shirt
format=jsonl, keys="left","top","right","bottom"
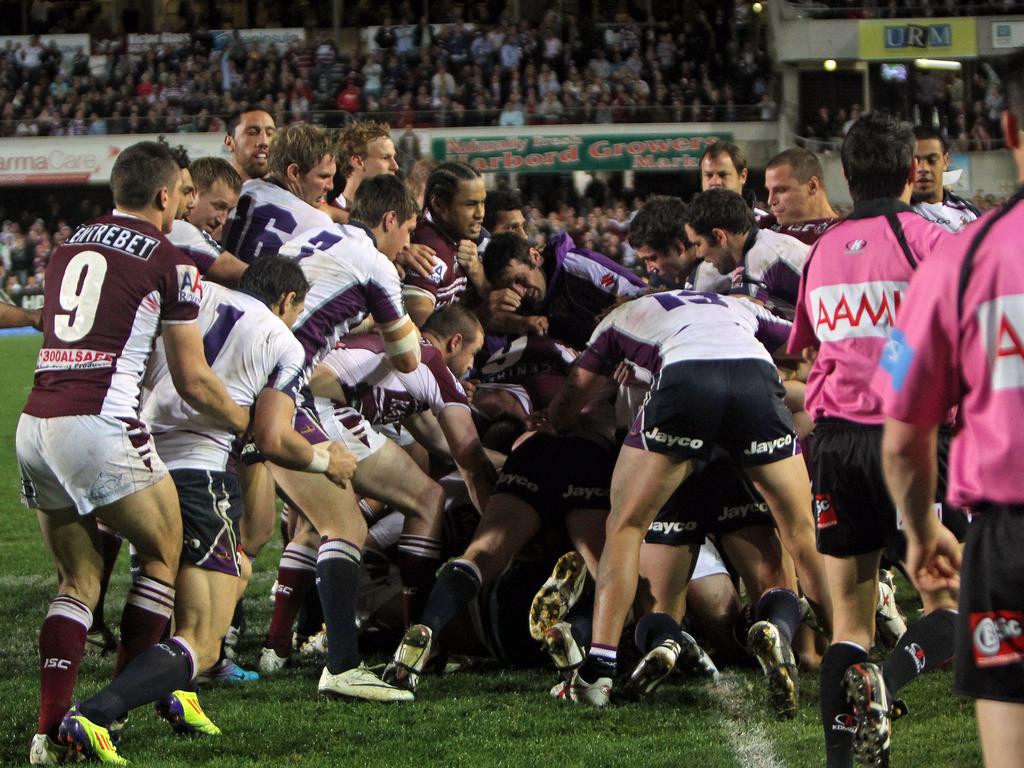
{"left": 878, "top": 50, "right": 1024, "bottom": 768}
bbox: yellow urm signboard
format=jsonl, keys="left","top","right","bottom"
{"left": 858, "top": 17, "right": 976, "bottom": 60}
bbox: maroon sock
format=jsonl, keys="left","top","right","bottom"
{"left": 38, "top": 596, "right": 92, "bottom": 737}
{"left": 264, "top": 543, "right": 318, "bottom": 656}
{"left": 113, "top": 576, "right": 174, "bottom": 678}
{"left": 397, "top": 535, "right": 442, "bottom": 626}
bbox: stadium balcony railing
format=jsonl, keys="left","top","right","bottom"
{"left": 0, "top": 103, "right": 778, "bottom": 135}
{"left": 783, "top": 1, "right": 1015, "bottom": 20}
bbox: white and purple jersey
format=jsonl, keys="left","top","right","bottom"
{"left": 143, "top": 282, "right": 305, "bottom": 472}
{"left": 24, "top": 212, "right": 200, "bottom": 421}
{"left": 876, "top": 192, "right": 1024, "bottom": 507}
{"left": 317, "top": 334, "right": 469, "bottom": 425}
{"left": 577, "top": 291, "right": 790, "bottom": 378}
{"left": 912, "top": 191, "right": 981, "bottom": 233}
{"left": 726, "top": 228, "right": 809, "bottom": 318}
{"left": 168, "top": 218, "right": 223, "bottom": 275}
{"left": 281, "top": 222, "right": 408, "bottom": 371}
{"left": 223, "top": 178, "right": 334, "bottom": 263}
{"left": 789, "top": 200, "right": 948, "bottom": 425}
{"left": 540, "top": 232, "right": 647, "bottom": 348}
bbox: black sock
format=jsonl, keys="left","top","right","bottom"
{"left": 635, "top": 612, "right": 684, "bottom": 653}
{"left": 755, "top": 588, "right": 802, "bottom": 646}
{"left": 568, "top": 607, "right": 593, "bottom": 650}
{"left": 230, "top": 599, "right": 246, "bottom": 635}
{"left": 882, "top": 609, "right": 957, "bottom": 696}
{"left": 820, "top": 642, "right": 868, "bottom": 768}
{"left": 78, "top": 637, "right": 196, "bottom": 726}
{"left": 579, "top": 644, "right": 617, "bottom": 683}
{"left": 419, "top": 559, "right": 482, "bottom": 636}
{"left": 295, "top": 582, "right": 325, "bottom": 640}
{"left": 316, "top": 538, "right": 363, "bottom": 674}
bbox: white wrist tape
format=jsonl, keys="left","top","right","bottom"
{"left": 303, "top": 445, "right": 330, "bottom": 473}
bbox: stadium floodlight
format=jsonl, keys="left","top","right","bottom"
{"left": 914, "top": 58, "right": 962, "bottom": 71}
{"left": 823, "top": 59, "right": 837, "bottom": 71}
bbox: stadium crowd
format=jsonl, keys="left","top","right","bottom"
{"left": 0, "top": 7, "right": 773, "bottom": 137}
{"left": 6, "top": 46, "right": 1024, "bottom": 767}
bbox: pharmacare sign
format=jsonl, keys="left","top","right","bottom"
{"left": 0, "top": 134, "right": 228, "bottom": 186}
{"left": 858, "top": 17, "right": 976, "bottom": 59}
{"left": 433, "top": 133, "right": 731, "bottom": 173}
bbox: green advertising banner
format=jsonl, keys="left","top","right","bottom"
{"left": 432, "top": 132, "right": 733, "bottom": 173}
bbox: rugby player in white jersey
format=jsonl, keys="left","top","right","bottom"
{"left": 188, "top": 157, "right": 243, "bottom": 242}
{"left": 223, "top": 124, "right": 336, "bottom": 264}
{"left": 911, "top": 125, "right": 981, "bottom": 233}
{"left": 259, "top": 304, "right": 497, "bottom": 672}
{"left": 20, "top": 141, "right": 249, "bottom": 766}
{"left": 140, "top": 255, "right": 355, "bottom": 732}
{"left": 224, "top": 109, "right": 276, "bottom": 182}
{"left": 548, "top": 286, "right": 824, "bottom": 714}
{"left": 163, "top": 146, "right": 249, "bottom": 288}
{"left": 253, "top": 174, "right": 421, "bottom": 701}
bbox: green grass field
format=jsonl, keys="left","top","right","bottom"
{"left": 0, "top": 334, "right": 981, "bottom": 767}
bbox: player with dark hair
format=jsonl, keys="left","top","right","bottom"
{"left": 402, "top": 161, "right": 489, "bottom": 326}
{"left": 788, "top": 111, "right": 953, "bottom": 768}
{"left": 224, "top": 109, "right": 276, "bottom": 181}
{"left": 244, "top": 172, "right": 421, "bottom": 702}
{"left": 686, "top": 188, "right": 810, "bottom": 318}
{"left": 877, "top": 48, "right": 1024, "bottom": 768}
{"left": 911, "top": 125, "right": 981, "bottom": 232}
{"left": 20, "top": 140, "right": 249, "bottom": 765}
{"left": 482, "top": 231, "right": 645, "bottom": 349}
{"left": 139, "top": 253, "right": 354, "bottom": 729}
{"left": 483, "top": 189, "right": 527, "bottom": 238}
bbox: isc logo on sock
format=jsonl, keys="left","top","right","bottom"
{"left": 43, "top": 657, "right": 71, "bottom": 670}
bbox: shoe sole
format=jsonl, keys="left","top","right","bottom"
{"left": 319, "top": 684, "right": 414, "bottom": 702}
{"left": 384, "top": 625, "right": 432, "bottom": 692}
{"left": 155, "top": 700, "right": 221, "bottom": 736}
{"left": 621, "top": 646, "right": 677, "bottom": 699}
{"left": 844, "top": 664, "right": 891, "bottom": 766}
{"left": 748, "top": 623, "right": 798, "bottom": 720}
{"left": 529, "top": 552, "right": 586, "bottom": 641}
{"left": 542, "top": 624, "right": 582, "bottom": 674}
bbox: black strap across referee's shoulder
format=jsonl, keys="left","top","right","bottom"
{"left": 957, "top": 186, "right": 1024, "bottom": 321}
{"left": 884, "top": 211, "right": 917, "bottom": 270}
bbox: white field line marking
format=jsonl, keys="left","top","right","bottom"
{"left": 715, "top": 673, "right": 787, "bottom": 768}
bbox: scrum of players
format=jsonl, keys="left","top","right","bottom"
{"left": 15, "top": 52, "right": 1024, "bottom": 768}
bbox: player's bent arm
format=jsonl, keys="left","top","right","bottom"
{"left": 378, "top": 315, "right": 421, "bottom": 373}
{"left": 162, "top": 321, "right": 249, "bottom": 434}
{"left": 548, "top": 363, "right": 609, "bottom": 433}
{"left": 253, "top": 388, "right": 356, "bottom": 484}
{"left": 438, "top": 406, "right": 498, "bottom": 513}
{"left": 403, "top": 292, "right": 436, "bottom": 329}
{"left": 0, "top": 303, "right": 41, "bottom": 329}
{"left": 401, "top": 410, "right": 450, "bottom": 457}
{"left": 307, "top": 364, "right": 348, "bottom": 403}
{"left": 204, "top": 251, "right": 248, "bottom": 288}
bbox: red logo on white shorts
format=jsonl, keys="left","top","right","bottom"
{"left": 971, "top": 611, "right": 1024, "bottom": 668}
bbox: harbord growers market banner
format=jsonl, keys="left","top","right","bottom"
{"left": 432, "top": 133, "right": 732, "bottom": 173}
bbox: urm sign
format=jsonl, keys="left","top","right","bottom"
{"left": 884, "top": 24, "right": 952, "bottom": 49}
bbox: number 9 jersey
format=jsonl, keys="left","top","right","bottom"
{"left": 24, "top": 212, "right": 201, "bottom": 420}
